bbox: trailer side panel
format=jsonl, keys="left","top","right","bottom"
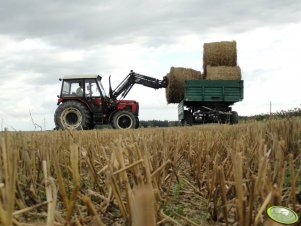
{"left": 184, "top": 80, "right": 243, "bottom": 104}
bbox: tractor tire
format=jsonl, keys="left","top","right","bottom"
{"left": 230, "top": 111, "right": 239, "bottom": 124}
{"left": 112, "top": 111, "right": 136, "bottom": 129}
{"left": 135, "top": 117, "right": 140, "bottom": 129}
{"left": 54, "top": 101, "right": 91, "bottom": 130}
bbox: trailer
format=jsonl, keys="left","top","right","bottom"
{"left": 178, "top": 80, "right": 244, "bottom": 125}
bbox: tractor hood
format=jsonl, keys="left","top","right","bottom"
{"left": 115, "top": 100, "right": 139, "bottom": 116}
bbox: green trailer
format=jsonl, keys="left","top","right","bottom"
{"left": 178, "top": 80, "right": 244, "bottom": 125}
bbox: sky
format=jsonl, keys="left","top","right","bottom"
{"left": 0, "top": 0, "right": 301, "bottom": 131}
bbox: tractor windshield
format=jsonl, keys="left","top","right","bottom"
{"left": 85, "top": 79, "right": 102, "bottom": 97}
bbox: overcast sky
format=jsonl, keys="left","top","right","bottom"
{"left": 1, "top": 0, "right": 301, "bottom": 130}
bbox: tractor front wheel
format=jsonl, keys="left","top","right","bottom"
{"left": 112, "top": 111, "right": 137, "bottom": 129}
{"left": 54, "top": 101, "right": 91, "bottom": 130}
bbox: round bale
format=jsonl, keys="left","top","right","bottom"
{"left": 205, "top": 66, "right": 242, "bottom": 80}
{"left": 165, "top": 67, "right": 202, "bottom": 103}
{"left": 203, "top": 41, "right": 237, "bottom": 74}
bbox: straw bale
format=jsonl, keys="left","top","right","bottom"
{"left": 203, "top": 41, "right": 237, "bottom": 73}
{"left": 205, "top": 66, "right": 241, "bottom": 80}
{"left": 165, "top": 67, "right": 202, "bottom": 103}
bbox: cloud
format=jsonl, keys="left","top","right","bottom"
{"left": 1, "top": 0, "right": 301, "bottom": 47}
{"left": 1, "top": 0, "right": 301, "bottom": 130}
{"left": 233, "top": 24, "right": 301, "bottom": 115}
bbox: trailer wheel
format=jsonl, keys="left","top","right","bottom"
{"left": 54, "top": 101, "right": 91, "bottom": 130}
{"left": 181, "top": 111, "right": 193, "bottom": 126}
{"left": 219, "top": 114, "right": 230, "bottom": 124}
{"left": 112, "top": 111, "right": 136, "bottom": 129}
{"left": 181, "top": 119, "right": 191, "bottom": 126}
{"left": 230, "top": 111, "right": 239, "bottom": 124}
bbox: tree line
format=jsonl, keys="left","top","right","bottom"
{"left": 141, "top": 107, "right": 301, "bottom": 127}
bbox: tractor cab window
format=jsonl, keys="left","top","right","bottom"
{"left": 85, "top": 79, "right": 101, "bottom": 97}
{"left": 62, "top": 80, "right": 83, "bottom": 97}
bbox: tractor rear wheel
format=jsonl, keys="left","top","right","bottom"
{"left": 54, "top": 101, "right": 91, "bottom": 130}
{"left": 135, "top": 117, "right": 139, "bottom": 129}
{"left": 112, "top": 110, "right": 136, "bottom": 129}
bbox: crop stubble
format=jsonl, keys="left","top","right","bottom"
{"left": 0, "top": 118, "right": 300, "bottom": 225}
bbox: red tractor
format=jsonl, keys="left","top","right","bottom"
{"left": 54, "top": 70, "right": 167, "bottom": 130}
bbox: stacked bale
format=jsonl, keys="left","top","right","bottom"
{"left": 203, "top": 41, "right": 237, "bottom": 69}
{"left": 206, "top": 66, "right": 241, "bottom": 80}
{"left": 165, "top": 40, "right": 242, "bottom": 103}
{"left": 165, "top": 67, "right": 202, "bottom": 103}
{"left": 203, "top": 41, "right": 241, "bottom": 80}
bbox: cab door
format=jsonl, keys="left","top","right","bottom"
{"left": 84, "top": 79, "right": 103, "bottom": 113}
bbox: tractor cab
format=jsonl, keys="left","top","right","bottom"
{"left": 58, "top": 75, "right": 109, "bottom": 115}
{"left": 59, "top": 75, "right": 107, "bottom": 99}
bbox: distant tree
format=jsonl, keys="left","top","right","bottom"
{"left": 139, "top": 120, "right": 180, "bottom": 128}
{"left": 240, "top": 106, "right": 301, "bottom": 121}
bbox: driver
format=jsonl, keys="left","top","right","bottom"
{"left": 76, "top": 82, "right": 83, "bottom": 96}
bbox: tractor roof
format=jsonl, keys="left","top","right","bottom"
{"left": 62, "top": 75, "right": 102, "bottom": 80}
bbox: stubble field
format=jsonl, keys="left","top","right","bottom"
{"left": 0, "top": 118, "right": 300, "bottom": 226}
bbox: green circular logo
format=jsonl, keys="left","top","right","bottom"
{"left": 267, "top": 206, "right": 299, "bottom": 224}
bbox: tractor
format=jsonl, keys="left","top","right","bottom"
{"left": 54, "top": 70, "right": 167, "bottom": 130}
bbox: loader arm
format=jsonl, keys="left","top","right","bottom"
{"left": 110, "top": 70, "right": 168, "bottom": 100}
